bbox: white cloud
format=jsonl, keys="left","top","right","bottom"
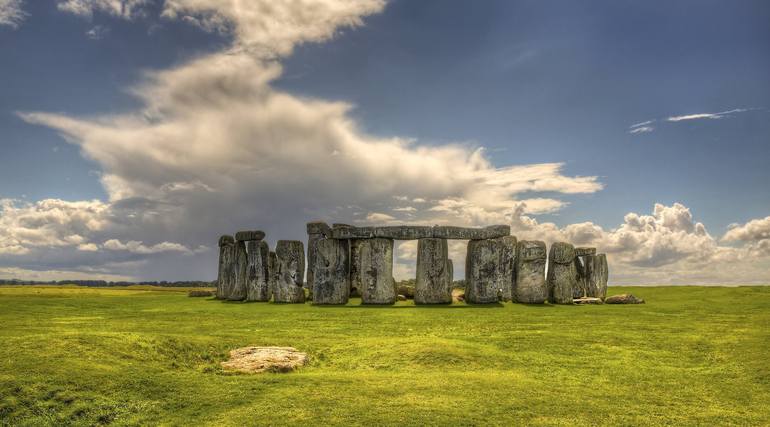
{"left": 0, "top": 0, "right": 25, "bottom": 28}
{"left": 57, "top": 0, "right": 150, "bottom": 19}
{"left": 85, "top": 24, "right": 110, "bottom": 39}
{"left": 364, "top": 212, "right": 397, "bottom": 223}
{"left": 0, "top": 266, "right": 133, "bottom": 282}
{"left": 629, "top": 126, "right": 654, "bottom": 134}
{"left": 666, "top": 108, "right": 748, "bottom": 122}
{"left": 102, "top": 239, "right": 200, "bottom": 254}
{"left": 78, "top": 243, "right": 99, "bottom": 251}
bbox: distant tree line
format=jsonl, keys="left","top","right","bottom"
{"left": 0, "top": 279, "right": 215, "bottom": 288}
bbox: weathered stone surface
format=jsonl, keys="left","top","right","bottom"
{"left": 514, "top": 240, "right": 547, "bottom": 303}
{"left": 306, "top": 221, "right": 332, "bottom": 236}
{"left": 446, "top": 259, "right": 453, "bottom": 284}
{"left": 585, "top": 253, "right": 609, "bottom": 299}
{"left": 575, "top": 247, "right": 597, "bottom": 257}
{"left": 547, "top": 242, "right": 578, "bottom": 304}
{"left": 306, "top": 222, "right": 332, "bottom": 295}
{"left": 374, "top": 226, "right": 433, "bottom": 240}
{"left": 432, "top": 225, "right": 510, "bottom": 240}
{"left": 268, "top": 251, "right": 278, "bottom": 298}
{"left": 235, "top": 230, "right": 265, "bottom": 241}
{"left": 216, "top": 235, "right": 235, "bottom": 300}
{"left": 312, "top": 238, "right": 350, "bottom": 305}
{"left": 397, "top": 284, "right": 415, "bottom": 299}
{"left": 358, "top": 238, "right": 395, "bottom": 304}
{"left": 331, "top": 224, "right": 375, "bottom": 239}
{"left": 229, "top": 240, "right": 248, "bottom": 301}
{"left": 415, "top": 238, "right": 452, "bottom": 304}
{"left": 496, "top": 236, "right": 516, "bottom": 302}
{"left": 273, "top": 240, "right": 305, "bottom": 303}
{"left": 573, "top": 256, "right": 588, "bottom": 298}
{"left": 221, "top": 346, "right": 308, "bottom": 374}
{"left": 245, "top": 240, "right": 270, "bottom": 302}
{"left": 349, "top": 239, "right": 362, "bottom": 297}
{"left": 465, "top": 239, "right": 502, "bottom": 304}
{"left": 604, "top": 293, "right": 645, "bottom": 304}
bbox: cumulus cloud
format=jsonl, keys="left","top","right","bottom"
{"left": 0, "top": 0, "right": 25, "bottom": 28}
{"left": 10, "top": 1, "right": 768, "bottom": 285}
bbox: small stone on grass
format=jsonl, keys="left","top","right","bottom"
{"left": 221, "top": 346, "right": 308, "bottom": 373}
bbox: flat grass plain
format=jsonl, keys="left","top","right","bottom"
{"left": 0, "top": 286, "right": 768, "bottom": 426}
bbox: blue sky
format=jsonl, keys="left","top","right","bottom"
{"left": 1, "top": 0, "right": 769, "bottom": 283}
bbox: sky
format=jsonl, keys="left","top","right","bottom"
{"left": 1, "top": 0, "right": 769, "bottom": 284}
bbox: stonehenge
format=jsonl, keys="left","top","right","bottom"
{"left": 215, "top": 222, "right": 610, "bottom": 306}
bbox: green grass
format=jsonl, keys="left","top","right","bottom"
{"left": 0, "top": 285, "right": 768, "bottom": 426}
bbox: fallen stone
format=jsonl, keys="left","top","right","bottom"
{"left": 415, "top": 238, "right": 452, "bottom": 304}
{"left": 221, "top": 346, "right": 308, "bottom": 374}
{"left": 216, "top": 235, "right": 236, "bottom": 300}
{"left": 273, "top": 240, "right": 305, "bottom": 303}
{"left": 235, "top": 230, "right": 266, "bottom": 241}
{"left": 312, "top": 238, "right": 350, "bottom": 305}
{"left": 585, "top": 254, "right": 609, "bottom": 299}
{"left": 605, "top": 294, "right": 645, "bottom": 304}
{"left": 374, "top": 226, "right": 433, "bottom": 240}
{"left": 397, "top": 294, "right": 407, "bottom": 301}
{"left": 547, "top": 242, "right": 578, "bottom": 305}
{"left": 573, "top": 297, "right": 603, "bottom": 305}
{"left": 358, "top": 238, "right": 396, "bottom": 305}
{"left": 397, "top": 284, "right": 415, "bottom": 298}
{"left": 514, "top": 240, "right": 547, "bottom": 303}
{"left": 246, "top": 240, "right": 271, "bottom": 302}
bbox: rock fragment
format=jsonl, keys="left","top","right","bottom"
{"left": 604, "top": 293, "right": 645, "bottom": 304}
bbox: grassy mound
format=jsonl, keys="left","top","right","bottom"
{"left": 0, "top": 285, "right": 768, "bottom": 425}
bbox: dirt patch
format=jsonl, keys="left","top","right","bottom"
{"left": 221, "top": 346, "right": 308, "bottom": 373}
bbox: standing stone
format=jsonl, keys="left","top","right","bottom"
{"left": 349, "top": 239, "right": 362, "bottom": 297}
{"left": 572, "top": 247, "right": 597, "bottom": 298}
{"left": 585, "top": 253, "right": 609, "bottom": 299}
{"left": 313, "top": 238, "right": 350, "bottom": 305}
{"left": 514, "top": 240, "right": 547, "bottom": 303}
{"left": 465, "top": 239, "right": 500, "bottom": 304}
{"left": 229, "top": 239, "right": 248, "bottom": 301}
{"left": 246, "top": 240, "right": 271, "bottom": 302}
{"left": 496, "top": 236, "right": 517, "bottom": 302}
{"left": 268, "top": 251, "right": 278, "bottom": 299}
{"left": 446, "top": 259, "right": 454, "bottom": 284}
{"left": 273, "top": 240, "right": 305, "bottom": 303}
{"left": 415, "top": 238, "right": 452, "bottom": 304}
{"left": 358, "top": 238, "right": 395, "bottom": 305}
{"left": 547, "top": 242, "right": 578, "bottom": 304}
{"left": 306, "top": 222, "right": 332, "bottom": 296}
{"left": 217, "top": 235, "right": 236, "bottom": 300}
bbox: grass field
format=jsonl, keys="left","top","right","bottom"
{"left": 0, "top": 285, "right": 768, "bottom": 426}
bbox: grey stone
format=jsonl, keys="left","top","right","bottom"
{"left": 235, "top": 230, "right": 265, "bottom": 241}
{"left": 397, "top": 284, "right": 415, "bottom": 299}
{"left": 229, "top": 239, "right": 248, "bottom": 301}
{"left": 574, "top": 297, "right": 603, "bottom": 305}
{"left": 547, "top": 242, "right": 578, "bottom": 304}
{"left": 465, "top": 240, "right": 499, "bottom": 304}
{"left": 604, "top": 293, "right": 644, "bottom": 304}
{"left": 358, "top": 238, "right": 395, "bottom": 304}
{"left": 397, "top": 294, "right": 407, "bottom": 301}
{"left": 313, "top": 238, "right": 350, "bottom": 305}
{"left": 446, "top": 259, "right": 454, "bottom": 284}
{"left": 431, "top": 225, "right": 510, "bottom": 240}
{"left": 245, "top": 240, "right": 270, "bottom": 302}
{"left": 306, "top": 221, "right": 332, "bottom": 236}
{"left": 268, "top": 251, "right": 278, "bottom": 298}
{"left": 496, "top": 236, "right": 517, "bottom": 302}
{"left": 331, "top": 224, "right": 375, "bottom": 239}
{"left": 415, "top": 238, "right": 452, "bottom": 304}
{"left": 216, "top": 235, "right": 236, "bottom": 300}
{"left": 349, "top": 239, "right": 362, "bottom": 297}
{"left": 585, "top": 254, "right": 609, "bottom": 299}
{"left": 575, "top": 247, "right": 597, "bottom": 257}
{"left": 514, "top": 240, "right": 547, "bottom": 303}
{"left": 374, "top": 226, "right": 433, "bottom": 240}
{"left": 273, "top": 240, "right": 305, "bottom": 303}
